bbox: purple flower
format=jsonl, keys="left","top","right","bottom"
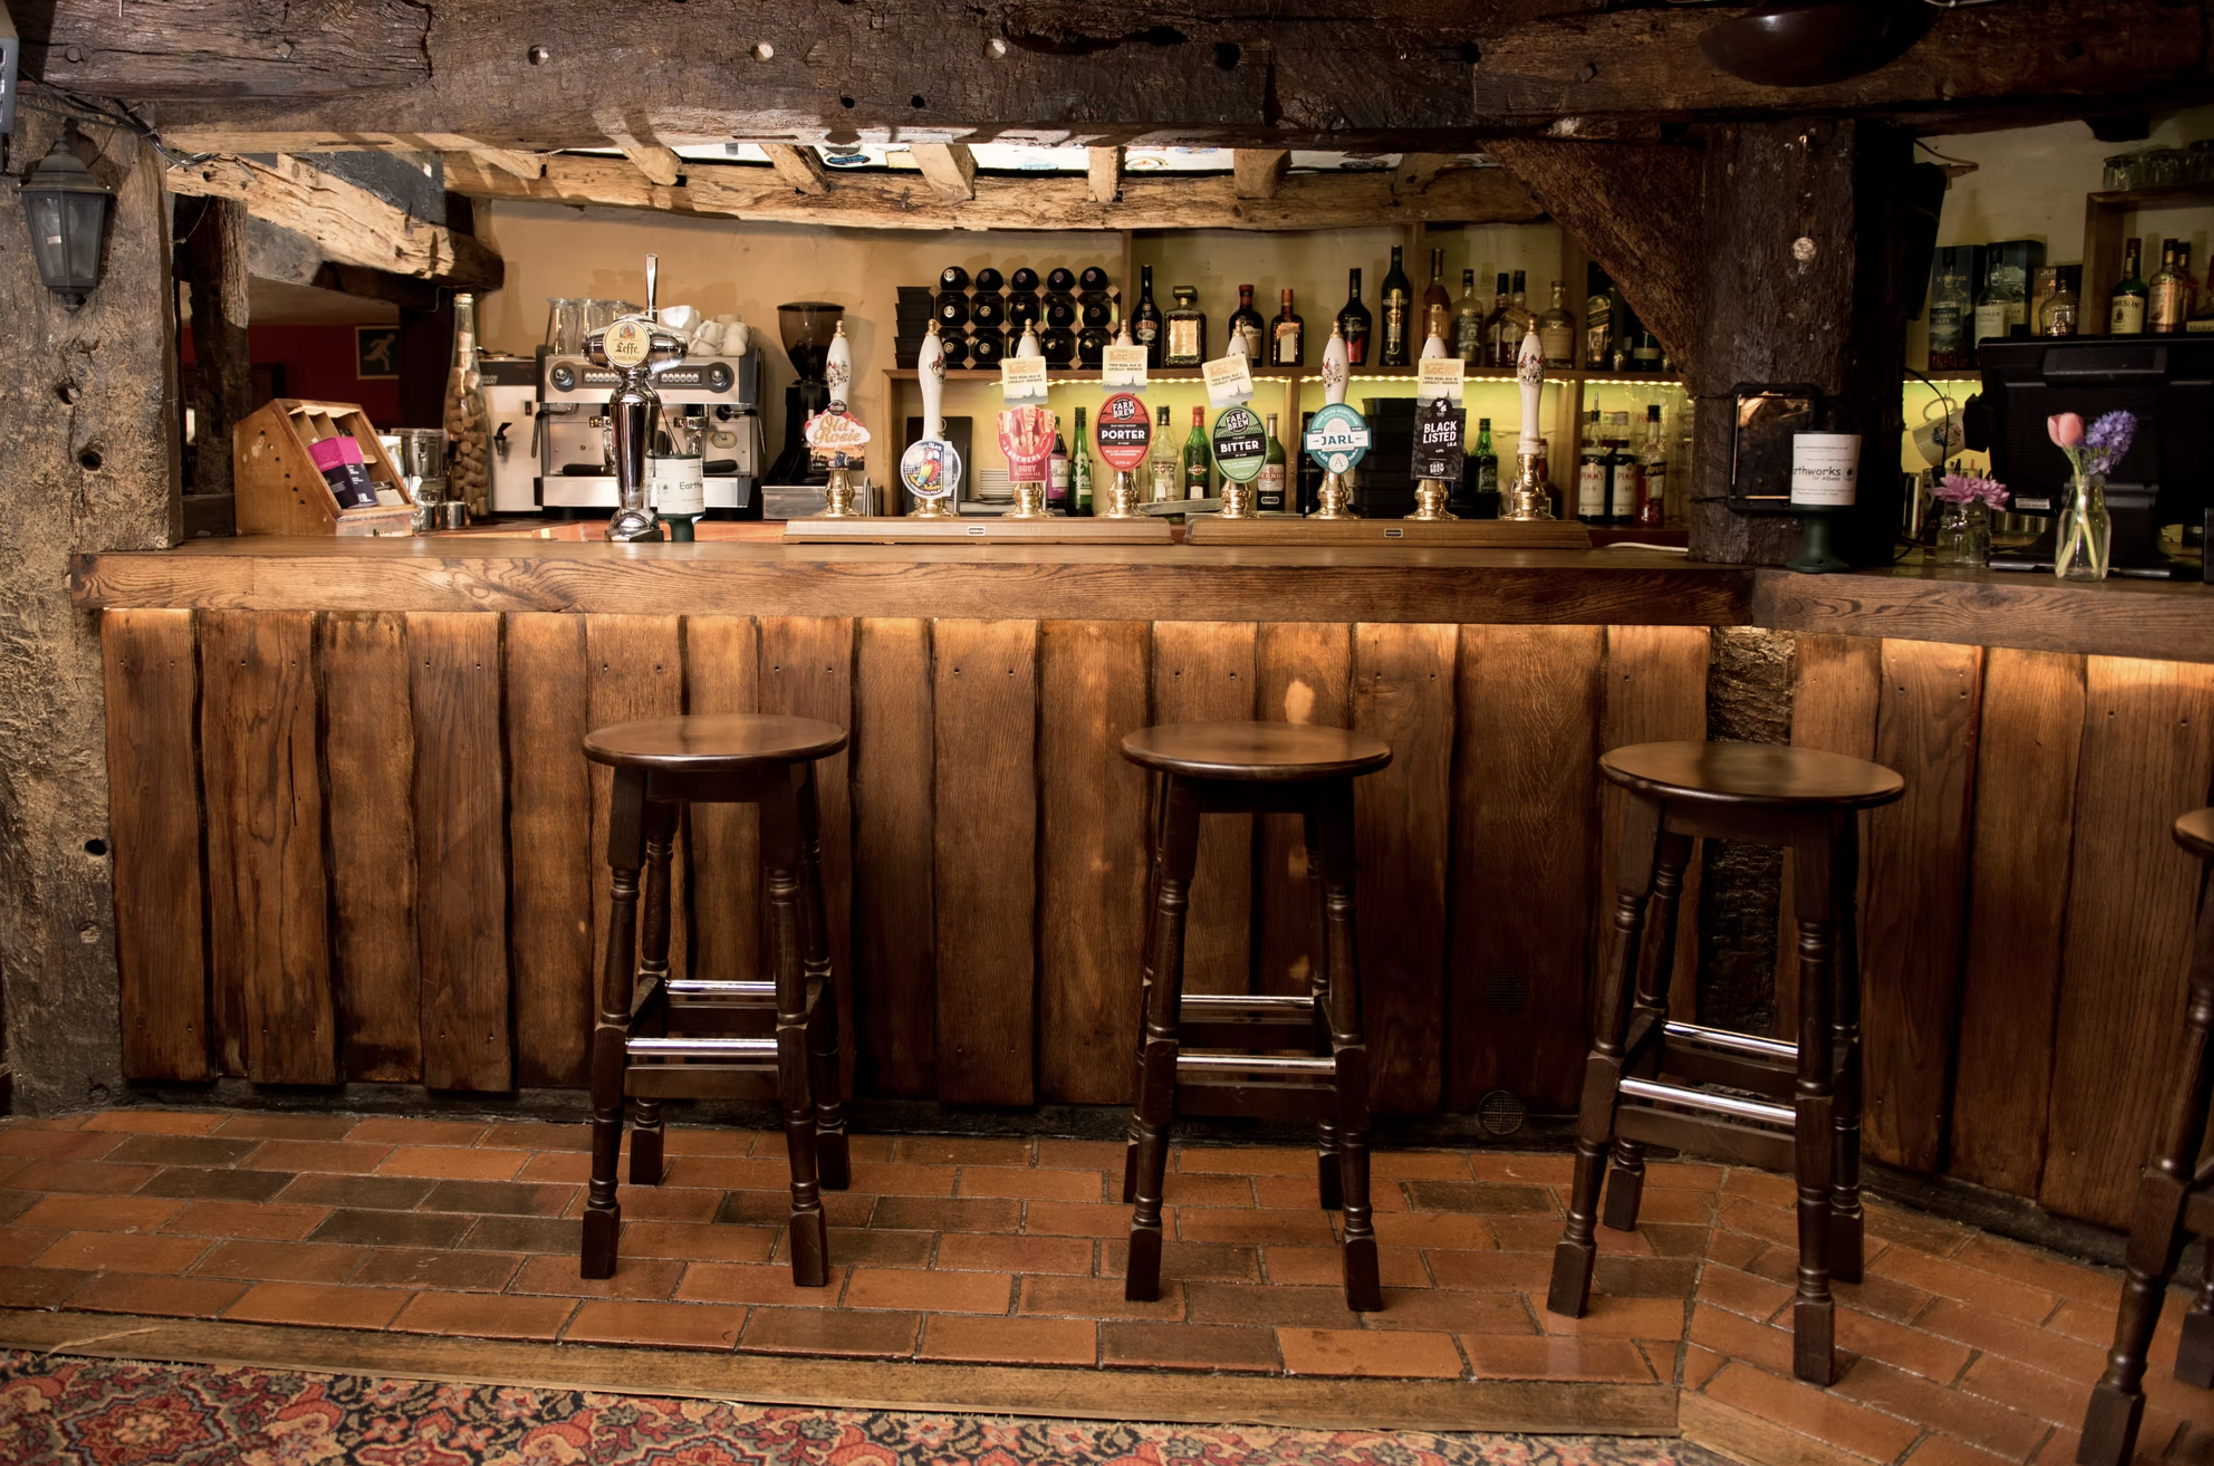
{"left": 2081, "top": 410, "right": 2136, "bottom": 476}
{"left": 1935, "top": 472, "right": 2007, "bottom": 508}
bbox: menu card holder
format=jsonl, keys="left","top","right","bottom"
{"left": 234, "top": 399, "right": 416, "bottom": 537}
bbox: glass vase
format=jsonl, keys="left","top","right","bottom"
{"left": 2054, "top": 469, "right": 2111, "bottom": 581}
{"left": 1933, "top": 501, "right": 1991, "bottom": 568}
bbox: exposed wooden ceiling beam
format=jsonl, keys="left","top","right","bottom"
{"left": 617, "top": 144, "right": 683, "bottom": 187}
{"left": 1087, "top": 147, "right": 1123, "bottom": 205}
{"left": 468, "top": 148, "right": 546, "bottom": 182}
{"left": 912, "top": 143, "right": 978, "bottom": 202}
{"left": 168, "top": 154, "right": 503, "bottom": 289}
{"left": 445, "top": 152, "right": 1545, "bottom": 232}
{"left": 761, "top": 143, "right": 828, "bottom": 195}
{"left": 1232, "top": 150, "right": 1288, "bottom": 201}
{"left": 1394, "top": 153, "right": 1458, "bottom": 196}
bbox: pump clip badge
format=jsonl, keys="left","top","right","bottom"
{"left": 805, "top": 411, "right": 870, "bottom": 466}
{"left": 1095, "top": 392, "right": 1153, "bottom": 474}
{"left": 900, "top": 439, "right": 961, "bottom": 501}
{"left": 1303, "top": 402, "right": 1371, "bottom": 476}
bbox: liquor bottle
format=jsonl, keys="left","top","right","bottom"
{"left": 2151, "top": 240, "right": 2190, "bottom": 333}
{"left": 1423, "top": 247, "right": 1453, "bottom": 344}
{"left": 1637, "top": 404, "right": 1667, "bottom": 527}
{"left": 1048, "top": 424, "right": 1071, "bottom": 513}
{"left": 1078, "top": 265, "right": 1110, "bottom": 293}
{"left": 1229, "top": 285, "right": 1265, "bottom": 364}
{"left": 1165, "top": 286, "right": 1207, "bottom": 366}
{"left": 2110, "top": 239, "right": 2148, "bottom": 336}
{"left": 1974, "top": 254, "right": 2026, "bottom": 345}
{"left": 1257, "top": 414, "right": 1288, "bottom": 511}
{"left": 1469, "top": 417, "right": 1500, "bottom": 518}
{"left": 1454, "top": 270, "right": 1485, "bottom": 364}
{"left": 1337, "top": 269, "right": 1371, "bottom": 366}
{"left": 1538, "top": 281, "right": 1575, "bottom": 368}
{"left": 1577, "top": 408, "right": 1607, "bottom": 522}
{"left": 1046, "top": 266, "right": 1076, "bottom": 293}
{"left": 1071, "top": 406, "right": 1095, "bottom": 515}
{"left": 1379, "top": 246, "right": 1414, "bottom": 367}
{"left": 1149, "top": 404, "right": 1178, "bottom": 503}
{"left": 1926, "top": 247, "right": 1971, "bottom": 368}
{"left": 2042, "top": 265, "right": 2082, "bottom": 336}
{"left": 1296, "top": 411, "right": 1321, "bottom": 514}
{"left": 1511, "top": 270, "right": 1528, "bottom": 319}
{"left": 975, "top": 267, "right": 1004, "bottom": 292}
{"left": 1133, "top": 264, "right": 1164, "bottom": 365}
{"left": 939, "top": 265, "right": 971, "bottom": 292}
{"left": 1182, "top": 406, "right": 1212, "bottom": 499}
{"left": 1272, "top": 288, "right": 1305, "bottom": 367}
{"left": 1606, "top": 411, "right": 1637, "bottom": 525}
{"left": 1584, "top": 264, "right": 1613, "bottom": 371}
{"left": 1485, "top": 273, "right": 1512, "bottom": 366}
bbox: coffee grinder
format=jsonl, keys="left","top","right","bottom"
{"left": 766, "top": 301, "right": 845, "bottom": 485}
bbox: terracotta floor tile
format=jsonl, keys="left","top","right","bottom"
{"left": 1954, "top": 1236, "right": 2122, "bottom": 1311}
{"left": 1645, "top": 1162, "right": 1726, "bottom": 1190}
{"left": 16, "top": 1194, "right": 180, "bottom": 1234}
{"left": 1871, "top": 1246, "right": 2062, "bottom": 1325}
{"left": 2041, "top": 1299, "right": 2119, "bottom": 1346}
{"left": 1747, "top": 1243, "right": 1936, "bottom": 1325}
{"left": 476, "top": 1121, "right": 590, "bottom": 1152}
{"left": 894, "top": 1136, "right": 1034, "bottom": 1167}
{"left": 0, "top": 1229, "right": 59, "bottom": 1267}
{"left": 462, "top": 1216, "right": 581, "bottom": 1255}
{"left": 1101, "top": 1239, "right": 1264, "bottom": 1284}
{"left": 1026, "top": 1201, "right": 1137, "bottom": 1238}
{"left": 67, "top": 1273, "right": 248, "bottom": 1319}
{"left": 1470, "top": 1154, "right": 1575, "bottom": 1185}
{"left": 845, "top": 1163, "right": 960, "bottom": 1198}
{"left": 1366, "top": 1287, "right": 1534, "bottom": 1334}
{"left": 35, "top": 1231, "right": 209, "bottom": 1274}
{"left": 1682, "top": 1341, "right": 1728, "bottom": 1391}
{"left": 1179, "top": 1146, "right": 1313, "bottom": 1177}
{"left": 242, "top": 1141, "right": 392, "bottom": 1175}
{"left": 1957, "top": 1352, "right": 2095, "bottom": 1428}
{"left": 1251, "top": 1176, "right": 1327, "bottom": 1210}
{"left": 1592, "top": 1255, "right": 1700, "bottom": 1300}
{"left": 394, "top": 1292, "right": 576, "bottom": 1340}
{"left": 1493, "top": 1215, "right": 1650, "bottom": 1255}
{"left": 1721, "top": 1168, "right": 1799, "bottom": 1206}
{"left": 1461, "top": 1333, "right": 1653, "bottom": 1382}
{"left": 1626, "top": 1189, "right": 1721, "bottom": 1227}
{"left": 192, "top": 1239, "right": 367, "bottom": 1284}
{"left": 276, "top": 1175, "right": 436, "bottom": 1211}
{"left": 160, "top": 1201, "right": 329, "bottom": 1242}
{"left": 0, "top": 1193, "right": 37, "bottom": 1227}
{"left": 1526, "top": 1290, "right": 1687, "bottom": 1342}
{"left": 83, "top": 1111, "right": 227, "bottom": 1136}
{"left": 1277, "top": 1326, "right": 1463, "bottom": 1378}
{"left": 1036, "top": 1139, "right": 1128, "bottom": 1171}
{"left": 309, "top": 1210, "right": 474, "bottom": 1250}
{"left": 1904, "top": 1435, "right": 2022, "bottom": 1466}
{"left": 676, "top": 1261, "right": 848, "bottom": 1307}
{"left": 750, "top": 1132, "right": 896, "bottom": 1164}
{"left": 847, "top": 1266, "right": 1010, "bottom": 1314}
{"left": 136, "top": 1167, "right": 296, "bottom": 1203}
{"left": 740, "top": 1306, "right": 920, "bottom": 1358}
{"left": 934, "top": 1232, "right": 1094, "bottom": 1275}
{"left": 959, "top": 1166, "right": 1105, "bottom": 1202}
{"left": 347, "top": 1118, "right": 489, "bottom": 1147}
{"left": 2030, "top": 1426, "right": 2080, "bottom": 1466}
{"left": 1371, "top": 1151, "right": 1477, "bottom": 1182}
{"left": 420, "top": 1180, "right": 576, "bottom": 1218}
{"left": 1185, "top": 1281, "right": 1359, "bottom": 1329}
{"left": 716, "top": 1190, "right": 874, "bottom": 1231}
{"left": 103, "top": 1135, "right": 259, "bottom": 1169}
{"left": 0, "top": 1265, "right": 86, "bottom": 1308}
{"left": 1865, "top": 1201, "right": 1974, "bottom": 1261}
{"left": 1698, "top": 1264, "right": 1793, "bottom": 1323}
{"left": 618, "top": 1221, "right": 777, "bottom": 1263}
{"left": 375, "top": 1146, "right": 527, "bottom": 1182}
{"left": 790, "top": 1228, "right": 932, "bottom": 1269}
{"left": 566, "top": 1299, "right": 746, "bottom": 1350}
{"left": 657, "top": 1127, "right": 762, "bottom": 1158}
{"left": 1405, "top": 1180, "right": 1555, "bottom": 1215}
{"left": 1836, "top": 1305, "right": 1973, "bottom": 1385}
{"left": 511, "top": 1253, "right": 684, "bottom": 1300}
{"left": 1705, "top": 1231, "right": 1768, "bottom": 1271}
{"left": 1020, "top": 1274, "right": 1185, "bottom": 1321}
{"left": 0, "top": 1130, "right": 123, "bottom": 1162}
{"left": 921, "top": 1312, "right": 1095, "bottom": 1366}
{"left": 6, "top": 1161, "right": 160, "bottom": 1195}
{"left": 351, "top": 1248, "right": 521, "bottom": 1292}
{"left": 1704, "top": 1362, "right": 1922, "bottom": 1465}
{"left": 514, "top": 1152, "right": 590, "bottom": 1185}
{"left": 1715, "top": 1200, "right": 1802, "bottom": 1250}
{"left": 597, "top": 1185, "right": 723, "bottom": 1224}
{"left": 661, "top": 1156, "right": 801, "bottom": 1192}
{"left": 1688, "top": 1301, "right": 1798, "bottom": 1377}
{"left": 1102, "top": 1321, "right": 1282, "bottom": 1372}
{"left": 1178, "top": 1207, "right": 1339, "bottom": 1247}
{"left": 225, "top": 1282, "right": 410, "bottom": 1330}
{"left": 212, "top": 1115, "right": 360, "bottom": 1142}
{"left": 870, "top": 1196, "right": 1021, "bottom": 1233}
{"left": 1835, "top": 1358, "right": 2051, "bottom": 1459}
{"left": 1426, "top": 1249, "right": 1549, "bottom": 1291}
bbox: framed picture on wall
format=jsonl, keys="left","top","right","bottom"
{"left": 355, "top": 327, "right": 400, "bottom": 380}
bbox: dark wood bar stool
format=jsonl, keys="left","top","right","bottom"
{"left": 580, "top": 714, "right": 852, "bottom": 1287}
{"left": 1549, "top": 740, "right": 1904, "bottom": 1385}
{"left": 2079, "top": 807, "right": 2214, "bottom": 1466}
{"left": 1117, "top": 721, "right": 1392, "bottom": 1312}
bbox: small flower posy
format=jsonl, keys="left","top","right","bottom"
{"left": 2049, "top": 409, "right": 2137, "bottom": 478}
{"left": 1934, "top": 471, "right": 2007, "bottom": 509}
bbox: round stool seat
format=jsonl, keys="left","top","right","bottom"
{"left": 2175, "top": 808, "right": 2214, "bottom": 859}
{"left": 1121, "top": 721, "right": 1392, "bottom": 782}
{"left": 584, "top": 714, "right": 847, "bottom": 772}
{"left": 1600, "top": 740, "right": 1903, "bottom": 809}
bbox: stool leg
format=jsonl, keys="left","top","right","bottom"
{"left": 628, "top": 799, "right": 678, "bottom": 1188}
{"left": 2080, "top": 899, "right": 2214, "bottom": 1466}
{"left": 583, "top": 767, "right": 647, "bottom": 1280}
{"left": 1126, "top": 774, "right": 1200, "bottom": 1304}
{"left": 1828, "top": 812, "right": 1866, "bottom": 1285}
{"left": 795, "top": 762, "right": 850, "bottom": 1192}
{"left": 1125, "top": 769, "right": 1168, "bottom": 1207}
{"left": 1603, "top": 828, "right": 1693, "bottom": 1233}
{"left": 1316, "top": 780, "right": 1380, "bottom": 1313}
{"left": 1306, "top": 806, "right": 1343, "bottom": 1213}
{"left": 1789, "top": 830, "right": 1839, "bottom": 1387}
{"left": 1549, "top": 792, "right": 1663, "bottom": 1318}
{"left": 763, "top": 778, "right": 830, "bottom": 1288}
{"left": 2176, "top": 1269, "right": 2214, "bottom": 1390}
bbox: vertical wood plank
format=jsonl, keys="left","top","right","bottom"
{"left": 1352, "top": 623, "right": 1457, "bottom": 1114}
{"left": 200, "top": 610, "right": 337, "bottom": 1084}
{"left": 2041, "top": 656, "right": 2214, "bottom": 1226}
{"left": 853, "top": 618, "right": 936, "bottom": 1098}
{"left": 760, "top": 617, "right": 856, "bottom": 1093}
{"left": 506, "top": 613, "right": 595, "bottom": 1088}
{"left": 103, "top": 609, "right": 210, "bottom": 1082}
{"left": 1447, "top": 625, "right": 1604, "bottom": 1112}
{"left": 687, "top": 616, "right": 763, "bottom": 999}
{"left": 588, "top": 615, "right": 687, "bottom": 1000}
{"left": 1597, "top": 626, "right": 1711, "bottom": 1024}
{"left": 410, "top": 613, "right": 511, "bottom": 1092}
{"left": 1039, "top": 620, "right": 1150, "bottom": 1105}
{"left": 320, "top": 612, "right": 420, "bottom": 1082}
{"left": 1151, "top": 622, "right": 1258, "bottom": 994}
{"left": 1253, "top": 623, "right": 1353, "bottom": 1000}
{"left": 1948, "top": 648, "right": 2085, "bottom": 1197}
{"left": 933, "top": 619, "right": 1038, "bottom": 1105}
{"left": 1860, "top": 640, "right": 1984, "bottom": 1174}
{"left": 1778, "top": 634, "right": 1883, "bottom": 1040}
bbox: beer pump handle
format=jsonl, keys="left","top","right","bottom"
{"left": 645, "top": 254, "right": 659, "bottom": 318}
{"left": 919, "top": 321, "right": 946, "bottom": 441}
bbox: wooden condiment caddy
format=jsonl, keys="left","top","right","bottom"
{"left": 233, "top": 399, "right": 416, "bottom": 537}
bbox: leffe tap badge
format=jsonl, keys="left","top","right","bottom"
{"left": 601, "top": 318, "right": 655, "bottom": 369}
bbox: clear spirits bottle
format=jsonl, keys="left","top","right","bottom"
{"left": 1638, "top": 404, "right": 1668, "bottom": 527}
{"left": 1165, "top": 286, "right": 1207, "bottom": 366}
{"left": 1455, "top": 270, "right": 1485, "bottom": 365}
{"left": 1537, "top": 281, "right": 1575, "bottom": 368}
{"left": 1257, "top": 413, "right": 1287, "bottom": 512}
{"left": 1149, "top": 405, "right": 1178, "bottom": 503}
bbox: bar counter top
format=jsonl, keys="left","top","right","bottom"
{"left": 69, "top": 535, "right": 2214, "bottom": 663}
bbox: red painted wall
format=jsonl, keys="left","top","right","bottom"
{"left": 179, "top": 323, "right": 403, "bottom": 428}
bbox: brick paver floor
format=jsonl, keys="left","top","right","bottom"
{"left": 0, "top": 1110, "right": 2205, "bottom": 1466}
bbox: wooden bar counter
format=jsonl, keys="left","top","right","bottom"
{"left": 72, "top": 537, "right": 2214, "bottom": 1235}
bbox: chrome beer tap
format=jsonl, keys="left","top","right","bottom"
{"left": 589, "top": 254, "right": 687, "bottom": 542}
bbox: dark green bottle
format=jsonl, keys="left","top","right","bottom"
{"left": 1182, "top": 406, "right": 1212, "bottom": 499}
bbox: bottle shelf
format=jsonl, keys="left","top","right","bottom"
{"left": 885, "top": 367, "right": 1683, "bottom": 385}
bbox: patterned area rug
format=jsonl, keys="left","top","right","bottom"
{"left": 0, "top": 1348, "right": 1719, "bottom": 1466}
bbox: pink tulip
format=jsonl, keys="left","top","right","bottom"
{"left": 2048, "top": 412, "right": 2085, "bottom": 447}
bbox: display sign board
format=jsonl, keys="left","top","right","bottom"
{"left": 899, "top": 438, "right": 961, "bottom": 501}
{"left": 1417, "top": 357, "right": 1466, "bottom": 404}
{"left": 1412, "top": 397, "right": 1466, "bottom": 482}
{"left": 1095, "top": 392, "right": 1153, "bottom": 473}
{"left": 1202, "top": 353, "right": 1256, "bottom": 408}
{"left": 998, "top": 406, "right": 1057, "bottom": 481}
{"left": 1000, "top": 356, "right": 1049, "bottom": 404}
{"left": 1303, "top": 403, "right": 1371, "bottom": 476}
{"left": 1210, "top": 405, "right": 1268, "bottom": 484}
{"left": 1103, "top": 345, "right": 1148, "bottom": 389}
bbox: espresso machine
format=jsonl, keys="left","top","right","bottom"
{"left": 538, "top": 341, "right": 761, "bottom": 517}
{"left": 764, "top": 301, "right": 844, "bottom": 486}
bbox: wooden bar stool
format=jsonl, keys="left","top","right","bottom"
{"left": 1117, "top": 721, "right": 1392, "bottom": 1312}
{"left": 1548, "top": 740, "right": 1903, "bottom": 1385}
{"left": 2079, "top": 807, "right": 2214, "bottom": 1466}
{"left": 580, "top": 714, "right": 852, "bottom": 1287}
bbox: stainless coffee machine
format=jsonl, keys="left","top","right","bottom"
{"left": 537, "top": 352, "right": 761, "bottom": 515}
